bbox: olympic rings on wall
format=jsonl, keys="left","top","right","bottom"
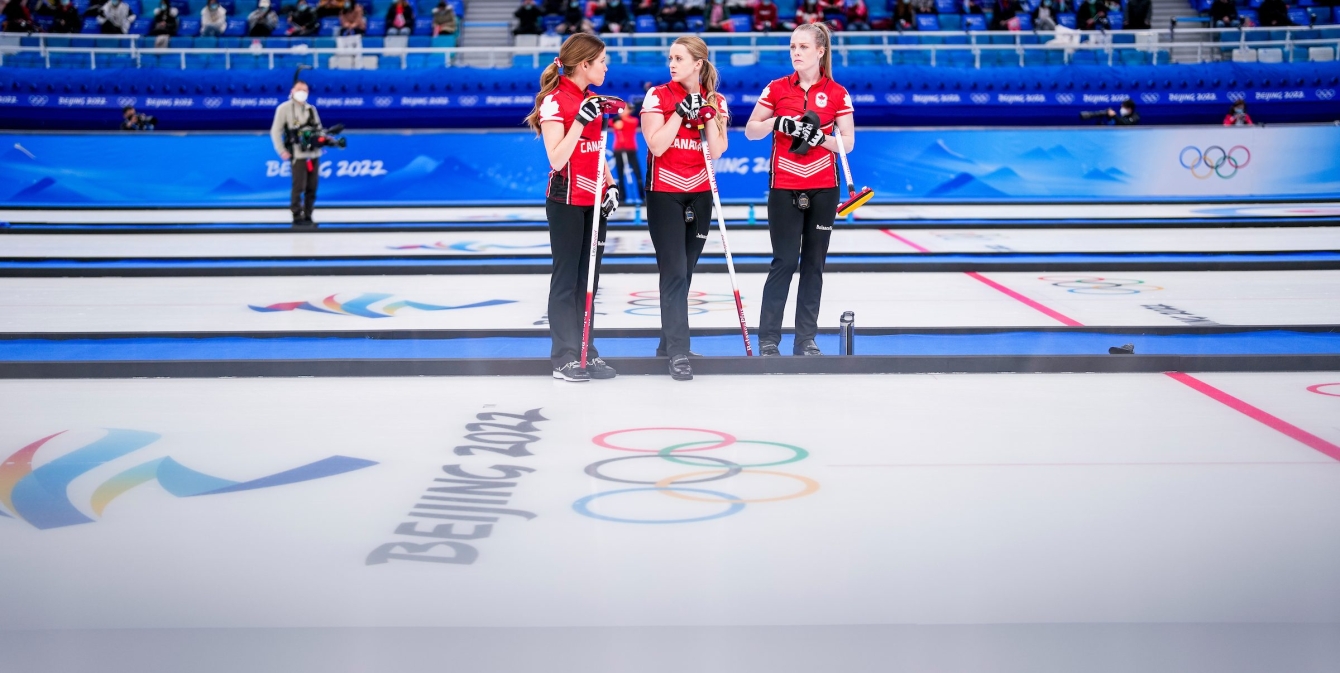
{"left": 1179, "top": 145, "right": 1251, "bottom": 180}
{"left": 1038, "top": 276, "right": 1164, "bottom": 295}
{"left": 574, "top": 427, "right": 819, "bottom": 524}
{"left": 626, "top": 290, "right": 740, "bottom": 317}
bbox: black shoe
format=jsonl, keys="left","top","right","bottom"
{"left": 760, "top": 342, "right": 781, "bottom": 357}
{"left": 585, "top": 356, "right": 617, "bottom": 379}
{"left": 1108, "top": 343, "right": 1135, "bottom": 355}
{"left": 669, "top": 354, "right": 693, "bottom": 381}
{"left": 552, "top": 361, "right": 590, "bottom": 382}
{"left": 656, "top": 348, "right": 702, "bottom": 357}
{"left": 794, "top": 338, "right": 822, "bottom": 356}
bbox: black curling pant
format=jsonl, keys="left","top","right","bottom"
{"left": 546, "top": 199, "right": 608, "bottom": 367}
{"left": 613, "top": 149, "right": 645, "bottom": 201}
{"left": 646, "top": 189, "right": 713, "bottom": 358}
{"left": 758, "top": 187, "right": 839, "bottom": 349}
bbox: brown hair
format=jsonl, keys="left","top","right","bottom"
{"left": 792, "top": 22, "right": 833, "bottom": 79}
{"left": 525, "top": 33, "right": 607, "bottom": 135}
{"left": 672, "top": 35, "right": 727, "bottom": 133}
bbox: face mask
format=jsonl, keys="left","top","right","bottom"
{"left": 293, "top": 90, "right": 309, "bottom": 103}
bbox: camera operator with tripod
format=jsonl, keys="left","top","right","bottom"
{"left": 270, "top": 80, "right": 331, "bottom": 228}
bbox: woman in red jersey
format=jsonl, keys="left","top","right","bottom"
{"left": 524, "top": 33, "right": 620, "bottom": 382}
{"left": 743, "top": 22, "right": 855, "bottom": 357}
{"left": 639, "top": 35, "right": 730, "bottom": 381}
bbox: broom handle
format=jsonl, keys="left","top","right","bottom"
{"left": 833, "top": 127, "right": 856, "bottom": 198}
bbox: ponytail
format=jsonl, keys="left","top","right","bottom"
{"left": 524, "top": 33, "right": 607, "bottom": 135}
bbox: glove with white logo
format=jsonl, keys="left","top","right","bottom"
{"left": 773, "top": 115, "right": 803, "bottom": 136}
{"left": 789, "top": 110, "right": 824, "bottom": 155}
{"left": 675, "top": 93, "right": 703, "bottom": 120}
{"left": 601, "top": 184, "right": 620, "bottom": 218}
{"left": 576, "top": 97, "right": 603, "bottom": 125}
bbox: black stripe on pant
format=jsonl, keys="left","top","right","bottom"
{"left": 758, "top": 187, "right": 839, "bottom": 348}
{"left": 546, "top": 199, "right": 607, "bottom": 367}
{"left": 646, "top": 189, "right": 713, "bottom": 358}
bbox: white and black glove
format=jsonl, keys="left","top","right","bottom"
{"left": 601, "top": 184, "right": 619, "bottom": 218}
{"left": 675, "top": 93, "right": 703, "bottom": 120}
{"left": 803, "top": 127, "right": 826, "bottom": 150}
{"left": 575, "top": 97, "right": 602, "bottom": 125}
{"left": 789, "top": 110, "right": 823, "bottom": 154}
{"left": 773, "top": 115, "right": 803, "bottom": 136}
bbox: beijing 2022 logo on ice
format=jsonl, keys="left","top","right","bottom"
{"left": 249, "top": 292, "right": 515, "bottom": 318}
{"left": 0, "top": 429, "right": 376, "bottom": 530}
{"left": 573, "top": 427, "right": 819, "bottom": 524}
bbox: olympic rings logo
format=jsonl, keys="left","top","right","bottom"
{"left": 1039, "top": 276, "right": 1163, "bottom": 295}
{"left": 625, "top": 291, "right": 740, "bottom": 317}
{"left": 1179, "top": 145, "right": 1251, "bottom": 180}
{"left": 1306, "top": 383, "right": 1340, "bottom": 398}
{"left": 572, "top": 427, "right": 819, "bottom": 524}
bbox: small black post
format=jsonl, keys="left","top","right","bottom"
{"left": 839, "top": 311, "right": 855, "bottom": 355}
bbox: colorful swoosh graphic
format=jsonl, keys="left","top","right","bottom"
{"left": 0, "top": 429, "right": 377, "bottom": 530}
{"left": 248, "top": 292, "right": 515, "bottom": 318}
{"left": 387, "top": 241, "right": 551, "bottom": 252}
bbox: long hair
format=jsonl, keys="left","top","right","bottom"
{"left": 525, "top": 33, "right": 607, "bottom": 135}
{"left": 672, "top": 35, "right": 728, "bottom": 133}
{"left": 792, "top": 22, "right": 833, "bottom": 79}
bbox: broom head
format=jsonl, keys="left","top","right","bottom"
{"left": 836, "top": 187, "right": 874, "bottom": 217}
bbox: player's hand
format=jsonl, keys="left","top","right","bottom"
{"left": 601, "top": 184, "right": 620, "bottom": 218}
{"left": 773, "top": 115, "right": 802, "bottom": 136}
{"left": 576, "top": 97, "right": 602, "bottom": 125}
{"left": 675, "top": 93, "right": 703, "bottom": 120}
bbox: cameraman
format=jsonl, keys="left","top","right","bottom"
{"left": 121, "top": 105, "right": 157, "bottom": 131}
{"left": 1082, "top": 99, "right": 1139, "bottom": 125}
{"left": 270, "top": 81, "right": 324, "bottom": 228}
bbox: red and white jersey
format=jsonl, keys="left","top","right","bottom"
{"left": 756, "top": 73, "right": 853, "bottom": 190}
{"left": 539, "top": 76, "right": 606, "bottom": 207}
{"left": 640, "top": 81, "right": 729, "bottom": 194}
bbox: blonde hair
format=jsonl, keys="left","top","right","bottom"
{"left": 792, "top": 22, "right": 833, "bottom": 79}
{"left": 672, "top": 35, "right": 728, "bottom": 133}
{"left": 525, "top": 33, "right": 607, "bottom": 135}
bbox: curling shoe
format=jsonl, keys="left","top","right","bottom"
{"left": 794, "top": 339, "right": 822, "bottom": 356}
{"left": 553, "top": 361, "right": 590, "bottom": 382}
{"left": 585, "top": 356, "right": 618, "bottom": 380}
{"left": 669, "top": 354, "right": 693, "bottom": 381}
{"left": 760, "top": 341, "right": 781, "bottom": 357}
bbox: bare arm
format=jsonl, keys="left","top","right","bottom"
{"left": 640, "top": 109, "right": 682, "bottom": 157}
{"left": 815, "top": 114, "right": 855, "bottom": 154}
{"left": 705, "top": 118, "right": 728, "bottom": 160}
{"left": 541, "top": 119, "right": 587, "bottom": 172}
{"left": 744, "top": 102, "right": 775, "bottom": 141}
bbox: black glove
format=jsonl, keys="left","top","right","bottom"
{"left": 789, "top": 110, "right": 823, "bottom": 155}
{"left": 601, "top": 184, "right": 619, "bottom": 218}
{"left": 575, "top": 97, "right": 602, "bottom": 125}
{"left": 675, "top": 93, "right": 702, "bottom": 120}
{"left": 803, "top": 126, "right": 826, "bottom": 150}
{"left": 773, "top": 115, "right": 802, "bottom": 136}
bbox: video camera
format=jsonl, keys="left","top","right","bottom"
{"left": 287, "top": 123, "right": 348, "bottom": 152}
{"left": 1078, "top": 110, "right": 1111, "bottom": 121}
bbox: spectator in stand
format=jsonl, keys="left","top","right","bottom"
{"left": 316, "top": 0, "right": 342, "bottom": 17}
{"left": 432, "top": 0, "right": 456, "bottom": 34}
{"left": 1124, "top": 0, "right": 1149, "bottom": 28}
{"left": 657, "top": 0, "right": 685, "bottom": 30}
{"left": 286, "top": 0, "right": 319, "bottom": 34}
{"left": 1074, "top": 0, "right": 1100, "bottom": 28}
{"left": 910, "top": 0, "right": 932, "bottom": 13}
{"left": 704, "top": 0, "right": 731, "bottom": 30}
{"left": 339, "top": 0, "right": 365, "bottom": 34}
{"left": 1257, "top": 0, "right": 1290, "bottom": 26}
{"left": 200, "top": 0, "right": 226, "bottom": 35}
{"left": 148, "top": 0, "right": 178, "bottom": 47}
{"left": 542, "top": 0, "right": 561, "bottom": 15}
{"left": 611, "top": 104, "right": 644, "bottom": 203}
{"left": 1208, "top": 0, "right": 1239, "bottom": 27}
{"left": 601, "top": 0, "right": 633, "bottom": 31}
{"left": 795, "top": 0, "right": 820, "bottom": 24}
{"left": 1032, "top": 0, "right": 1058, "bottom": 29}
{"left": 556, "top": 0, "right": 591, "bottom": 32}
{"left": 121, "top": 105, "right": 157, "bottom": 130}
{"left": 963, "top": 0, "right": 983, "bottom": 14}
{"left": 51, "top": 0, "right": 81, "bottom": 31}
{"left": 31, "top": 0, "right": 60, "bottom": 17}
{"left": 1224, "top": 99, "right": 1253, "bottom": 125}
{"left": 752, "top": 0, "right": 779, "bottom": 30}
{"left": 247, "top": 0, "right": 278, "bottom": 35}
{"left": 514, "top": 0, "right": 542, "bottom": 34}
{"left": 2, "top": 0, "right": 36, "bottom": 31}
{"left": 632, "top": 0, "right": 655, "bottom": 17}
{"left": 893, "top": 0, "right": 914, "bottom": 28}
{"left": 989, "top": 0, "right": 1018, "bottom": 29}
{"left": 98, "top": 0, "right": 135, "bottom": 32}
{"left": 845, "top": 0, "right": 869, "bottom": 29}
{"left": 682, "top": 0, "right": 704, "bottom": 18}
{"left": 385, "top": 0, "right": 413, "bottom": 34}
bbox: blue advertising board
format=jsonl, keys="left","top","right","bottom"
{"left": 3, "top": 124, "right": 1338, "bottom": 206}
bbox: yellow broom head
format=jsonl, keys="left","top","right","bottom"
{"left": 836, "top": 187, "right": 874, "bottom": 217}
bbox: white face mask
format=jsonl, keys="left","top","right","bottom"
{"left": 293, "top": 90, "right": 309, "bottom": 103}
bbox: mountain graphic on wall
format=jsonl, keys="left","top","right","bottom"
{"left": 913, "top": 139, "right": 978, "bottom": 168}
{"left": 926, "top": 172, "right": 1009, "bottom": 197}
{"left": 977, "top": 167, "right": 1031, "bottom": 193}
{"left": 1083, "top": 167, "right": 1128, "bottom": 182}
{"left": 7, "top": 177, "right": 92, "bottom": 203}
{"left": 209, "top": 178, "right": 255, "bottom": 194}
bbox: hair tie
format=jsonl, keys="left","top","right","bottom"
{"left": 554, "top": 57, "right": 563, "bottom": 67}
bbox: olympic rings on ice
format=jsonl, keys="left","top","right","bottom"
{"left": 574, "top": 427, "right": 819, "bottom": 524}
{"left": 1039, "top": 275, "right": 1163, "bottom": 295}
{"left": 626, "top": 290, "right": 740, "bottom": 317}
{"left": 1179, "top": 145, "right": 1251, "bottom": 180}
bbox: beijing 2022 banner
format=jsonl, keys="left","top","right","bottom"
{"left": 2, "top": 124, "right": 1338, "bottom": 207}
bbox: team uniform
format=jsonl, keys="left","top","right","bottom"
{"left": 755, "top": 73, "right": 853, "bottom": 351}
{"left": 610, "top": 114, "right": 644, "bottom": 203}
{"left": 539, "top": 76, "right": 610, "bottom": 370}
{"left": 640, "top": 82, "right": 729, "bottom": 359}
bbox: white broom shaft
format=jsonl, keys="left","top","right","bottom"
{"left": 579, "top": 120, "right": 607, "bottom": 364}
{"left": 698, "top": 124, "right": 753, "bottom": 356}
{"left": 834, "top": 127, "right": 856, "bottom": 196}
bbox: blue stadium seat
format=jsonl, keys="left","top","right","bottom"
{"left": 1288, "top": 8, "right": 1312, "bottom": 25}
{"left": 431, "top": 33, "right": 455, "bottom": 46}
{"left": 635, "top": 15, "right": 657, "bottom": 31}
{"left": 414, "top": 17, "right": 433, "bottom": 33}
{"left": 1118, "top": 48, "right": 1149, "bottom": 64}
{"left": 217, "top": 36, "right": 242, "bottom": 46}
{"left": 179, "top": 16, "right": 199, "bottom": 33}
{"left": 686, "top": 15, "right": 704, "bottom": 31}
{"left": 224, "top": 17, "right": 247, "bottom": 35}
{"left": 171, "top": 0, "right": 191, "bottom": 12}
{"left": 1057, "top": 12, "right": 1075, "bottom": 27}
{"left": 131, "top": 16, "right": 152, "bottom": 33}
{"left": 943, "top": 50, "right": 973, "bottom": 65}
{"left": 1071, "top": 50, "right": 1099, "bottom": 64}
{"left": 82, "top": 17, "right": 100, "bottom": 32}
{"left": 408, "top": 35, "right": 429, "bottom": 46}
{"left": 592, "top": 14, "right": 606, "bottom": 30}
{"left": 1108, "top": 10, "right": 1122, "bottom": 26}
{"left": 1015, "top": 13, "right": 1032, "bottom": 29}
{"left": 916, "top": 14, "right": 940, "bottom": 29}
{"left": 940, "top": 13, "right": 962, "bottom": 28}
{"left": 195, "top": 35, "right": 217, "bottom": 46}
{"left": 963, "top": 14, "right": 986, "bottom": 29}
{"left": 320, "top": 17, "right": 341, "bottom": 34}
{"left": 368, "top": 16, "right": 386, "bottom": 34}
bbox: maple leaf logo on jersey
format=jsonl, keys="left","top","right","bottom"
{"left": 759, "top": 84, "right": 771, "bottom": 105}
{"left": 842, "top": 93, "right": 853, "bottom": 112}
{"left": 643, "top": 87, "right": 661, "bottom": 113}
{"left": 539, "top": 94, "right": 561, "bottom": 121}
